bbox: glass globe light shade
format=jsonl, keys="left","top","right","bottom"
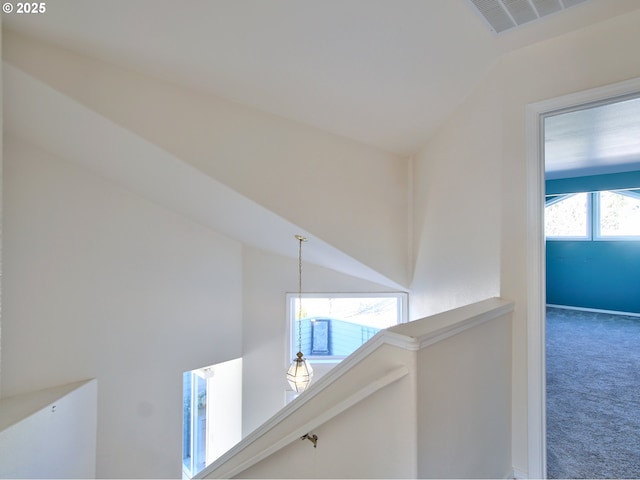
{"left": 287, "top": 352, "right": 314, "bottom": 393}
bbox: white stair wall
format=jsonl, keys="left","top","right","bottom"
{"left": 200, "top": 297, "right": 513, "bottom": 479}
{"left": 0, "top": 379, "right": 97, "bottom": 478}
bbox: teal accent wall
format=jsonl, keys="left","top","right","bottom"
{"left": 546, "top": 170, "right": 640, "bottom": 314}
{"left": 546, "top": 170, "right": 640, "bottom": 195}
{"left": 546, "top": 241, "right": 640, "bottom": 313}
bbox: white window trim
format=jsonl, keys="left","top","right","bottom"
{"left": 545, "top": 192, "right": 592, "bottom": 241}
{"left": 593, "top": 190, "right": 640, "bottom": 241}
{"left": 546, "top": 190, "right": 640, "bottom": 241}
{"left": 285, "top": 292, "right": 408, "bottom": 367}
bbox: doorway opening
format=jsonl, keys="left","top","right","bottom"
{"left": 526, "top": 78, "right": 640, "bottom": 479}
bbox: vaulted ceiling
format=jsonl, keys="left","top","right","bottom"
{"left": 545, "top": 96, "right": 640, "bottom": 179}
{"left": 4, "top": 0, "right": 639, "bottom": 156}
{"left": 3, "top": 1, "right": 640, "bottom": 288}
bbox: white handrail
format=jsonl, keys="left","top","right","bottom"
{"left": 203, "top": 365, "right": 408, "bottom": 479}
{"left": 198, "top": 297, "right": 514, "bottom": 479}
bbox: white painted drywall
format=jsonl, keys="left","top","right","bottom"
{"left": 411, "top": 8, "right": 640, "bottom": 475}
{"left": 416, "top": 313, "right": 512, "bottom": 478}
{"left": 3, "top": 8, "right": 638, "bottom": 478}
{"left": 3, "top": 62, "right": 403, "bottom": 293}
{"left": 2, "top": 136, "right": 243, "bottom": 478}
{"left": 206, "top": 358, "right": 243, "bottom": 465}
{"left": 0, "top": 380, "right": 97, "bottom": 478}
{"left": 208, "top": 300, "right": 510, "bottom": 479}
{"left": 498, "top": 12, "right": 640, "bottom": 473}
{"left": 410, "top": 71, "right": 502, "bottom": 321}
{"left": 235, "top": 372, "right": 417, "bottom": 479}
{"left": 3, "top": 30, "right": 410, "bottom": 288}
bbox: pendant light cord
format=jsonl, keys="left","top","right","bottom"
{"left": 296, "top": 235, "right": 306, "bottom": 354}
{"left": 287, "top": 234, "right": 312, "bottom": 393}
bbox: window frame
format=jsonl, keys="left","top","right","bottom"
{"left": 183, "top": 369, "right": 209, "bottom": 478}
{"left": 593, "top": 189, "right": 640, "bottom": 241}
{"left": 544, "top": 192, "right": 593, "bottom": 241}
{"left": 285, "top": 292, "right": 408, "bottom": 366}
{"left": 545, "top": 189, "right": 640, "bottom": 242}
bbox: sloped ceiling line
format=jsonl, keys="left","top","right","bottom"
{"left": 3, "top": 61, "right": 407, "bottom": 290}
{"left": 5, "top": 0, "right": 638, "bottom": 155}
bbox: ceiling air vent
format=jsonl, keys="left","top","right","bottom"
{"left": 467, "top": 0, "right": 589, "bottom": 34}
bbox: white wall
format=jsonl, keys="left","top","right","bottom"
{"left": 410, "top": 73, "right": 502, "bottom": 320}
{"left": 206, "top": 299, "right": 511, "bottom": 480}
{"left": 241, "top": 246, "right": 406, "bottom": 436}
{"left": 0, "top": 380, "right": 97, "bottom": 478}
{"left": 206, "top": 358, "right": 243, "bottom": 464}
{"left": 410, "top": 8, "right": 640, "bottom": 475}
{"left": 417, "top": 314, "right": 511, "bottom": 478}
{"left": 2, "top": 135, "right": 243, "bottom": 478}
{"left": 3, "top": 29, "right": 410, "bottom": 288}
{"left": 500, "top": 11, "right": 640, "bottom": 474}
{"left": 4, "top": 8, "right": 638, "bottom": 478}
{"left": 236, "top": 370, "right": 417, "bottom": 479}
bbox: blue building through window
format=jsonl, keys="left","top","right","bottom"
{"left": 288, "top": 293, "right": 408, "bottom": 363}
{"left": 294, "top": 317, "right": 381, "bottom": 358}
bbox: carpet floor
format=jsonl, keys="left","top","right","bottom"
{"left": 546, "top": 306, "right": 640, "bottom": 479}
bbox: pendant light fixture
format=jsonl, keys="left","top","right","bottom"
{"left": 286, "top": 235, "right": 313, "bottom": 393}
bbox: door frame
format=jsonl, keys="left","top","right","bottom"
{"left": 525, "top": 77, "right": 640, "bottom": 479}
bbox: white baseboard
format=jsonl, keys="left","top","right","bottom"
{"left": 547, "top": 304, "right": 640, "bottom": 318}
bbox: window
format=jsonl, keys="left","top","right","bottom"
{"left": 287, "top": 293, "right": 408, "bottom": 365}
{"left": 544, "top": 192, "right": 591, "bottom": 239}
{"left": 182, "top": 358, "right": 242, "bottom": 479}
{"left": 595, "top": 189, "right": 640, "bottom": 239}
{"left": 545, "top": 189, "right": 640, "bottom": 241}
{"left": 183, "top": 369, "right": 208, "bottom": 476}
